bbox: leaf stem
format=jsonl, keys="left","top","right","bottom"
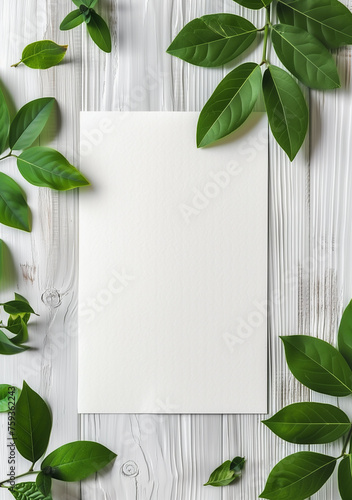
{"left": 260, "top": 6, "right": 271, "bottom": 66}
{"left": 0, "top": 152, "right": 13, "bottom": 162}
{"left": 0, "top": 469, "right": 40, "bottom": 487}
{"left": 341, "top": 426, "right": 352, "bottom": 457}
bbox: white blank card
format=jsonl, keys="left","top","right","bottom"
{"left": 79, "top": 112, "right": 268, "bottom": 414}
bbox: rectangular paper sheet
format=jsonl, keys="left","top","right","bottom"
{"left": 79, "top": 112, "right": 268, "bottom": 414}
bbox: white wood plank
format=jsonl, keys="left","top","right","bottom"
{"left": 0, "top": 0, "right": 351, "bottom": 499}
{"left": 0, "top": 1, "right": 81, "bottom": 498}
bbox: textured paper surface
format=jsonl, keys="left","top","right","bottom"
{"left": 79, "top": 112, "right": 268, "bottom": 414}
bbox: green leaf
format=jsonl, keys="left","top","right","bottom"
{"left": 14, "top": 293, "right": 30, "bottom": 304}
{"left": 277, "top": 0, "right": 352, "bottom": 49}
{"left": 263, "top": 65, "right": 308, "bottom": 161}
{"left": 9, "top": 97, "right": 55, "bottom": 151}
{"left": 36, "top": 474, "right": 52, "bottom": 497}
{"left": 166, "top": 14, "right": 258, "bottom": 67}
{"left": 260, "top": 452, "right": 337, "bottom": 499}
{"left": 72, "top": 0, "right": 98, "bottom": 6}
{"left": 17, "top": 147, "right": 90, "bottom": 191}
{"left": 41, "top": 441, "right": 117, "bottom": 481}
{"left": 281, "top": 335, "right": 352, "bottom": 397}
{"left": 338, "top": 300, "right": 352, "bottom": 369}
{"left": 87, "top": 10, "right": 112, "bottom": 53}
{"left": 0, "top": 239, "right": 5, "bottom": 283}
{"left": 60, "top": 10, "right": 85, "bottom": 30}
{"left": 10, "top": 482, "right": 52, "bottom": 500}
{"left": 230, "top": 456, "right": 246, "bottom": 472}
{"left": 263, "top": 402, "right": 351, "bottom": 444}
{"left": 13, "top": 41, "right": 68, "bottom": 70}
{"left": 0, "top": 85, "right": 10, "bottom": 154}
{"left": 0, "top": 385, "right": 21, "bottom": 412}
{"left": 13, "top": 294, "right": 31, "bottom": 323}
{"left": 197, "top": 62, "right": 261, "bottom": 147}
{"left": 0, "top": 173, "right": 31, "bottom": 232}
{"left": 338, "top": 455, "right": 352, "bottom": 500}
{"left": 5, "top": 317, "right": 29, "bottom": 344}
{"left": 0, "top": 330, "right": 27, "bottom": 355}
{"left": 15, "top": 382, "right": 52, "bottom": 463}
{"left": 271, "top": 24, "right": 340, "bottom": 89}
{"left": 232, "top": 0, "right": 272, "bottom": 10}
{"left": 2, "top": 299, "right": 36, "bottom": 317}
{"left": 204, "top": 457, "right": 245, "bottom": 486}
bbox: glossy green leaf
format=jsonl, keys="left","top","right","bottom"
{"left": 36, "top": 473, "right": 52, "bottom": 497}
{"left": 281, "top": 335, "right": 352, "bottom": 397}
{"left": 0, "top": 330, "right": 27, "bottom": 355}
{"left": 263, "top": 65, "right": 308, "bottom": 160}
{"left": 0, "top": 173, "right": 31, "bottom": 232}
{"left": 60, "top": 10, "right": 85, "bottom": 31}
{"left": 9, "top": 482, "right": 52, "bottom": 500}
{"left": 338, "top": 455, "right": 352, "bottom": 500}
{"left": 338, "top": 300, "right": 352, "bottom": 369}
{"left": 0, "top": 86, "right": 10, "bottom": 154}
{"left": 15, "top": 382, "right": 52, "bottom": 463}
{"left": 260, "top": 452, "right": 336, "bottom": 499}
{"left": 197, "top": 62, "right": 261, "bottom": 147}
{"left": 263, "top": 402, "right": 351, "bottom": 444}
{"left": 277, "top": 0, "right": 352, "bottom": 49}
{"left": 232, "top": 0, "right": 272, "bottom": 9}
{"left": 6, "top": 317, "right": 29, "bottom": 344}
{"left": 204, "top": 457, "right": 245, "bottom": 487}
{"left": 14, "top": 293, "right": 32, "bottom": 321}
{"left": 72, "top": 0, "right": 98, "bottom": 6}
{"left": 0, "top": 385, "right": 21, "bottom": 412}
{"left": 17, "top": 147, "right": 90, "bottom": 191}
{"left": 41, "top": 441, "right": 117, "bottom": 481}
{"left": 230, "top": 456, "right": 246, "bottom": 472}
{"left": 14, "top": 293, "right": 30, "bottom": 304}
{"left": 0, "top": 239, "right": 5, "bottom": 283}
{"left": 9, "top": 97, "right": 55, "bottom": 151}
{"left": 166, "top": 14, "right": 258, "bottom": 67}
{"left": 13, "top": 41, "right": 68, "bottom": 70}
{"left": 87, "top": 10, "right": 112, "bottom": 53}
{"left": 271, "top": 24, "right": 340, "bottom": 89}
{"left": 2, "top": 299, "right": 36, "bottom": 317}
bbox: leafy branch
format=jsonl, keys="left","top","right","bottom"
{"left": 61, "top": 0, "right": 111, "bottom": 53}
{"left": 261, "top": 300, "right": 352, "bottom": 499}
{"left": 204, "top": 456, "right": 245, "bottom": 487}
{"left": 0, "top": 382, "right": 116, "bottom": 498}
{"left": 0, "top": 293, "right": 36, "bottom": 355}
{"left": 167, "top": 0, "right": 352, "bottom": 160}
{"left": 0, "top": 84, "right": 89, "bottom": 279}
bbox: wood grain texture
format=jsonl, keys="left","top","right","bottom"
{"left": 0, "top": 0, "right": 351, "bottom": 499}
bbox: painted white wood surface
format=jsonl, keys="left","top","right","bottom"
{"left": 0, "top": 0, "right": 351, "bottom": 499}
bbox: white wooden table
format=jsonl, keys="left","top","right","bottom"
{"left": 0, "top": 0, "right": 352, "bottom": 498}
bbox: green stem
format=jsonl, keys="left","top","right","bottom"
{"left": 260, "top": 6, "right": 271, "bottom": 66}
{"left": 0, "top": 469, "right": 40, "bottom": 488}
{"left": 341, "top": 426, "right": 352, "bottom": 457}
{"left": 0, "top": 152, "right": 13, "bottom": 162}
